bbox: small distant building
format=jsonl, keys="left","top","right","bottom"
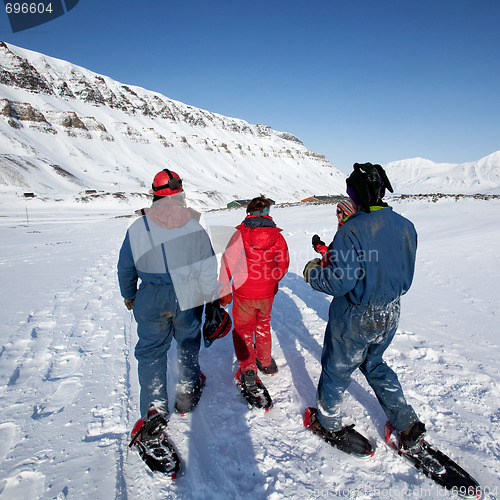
{"left": 84, "top": 189, "right": 97, "bottom": 194}
{"left": 23, "top": 192, "right": 36, "bottom": 198}
{"left": 300, "top": 196, "right": 317, "bottom": 203}
{"left": 301, "top": 195, "right": 344, "bottom": 203}
{"left": 227, "top": 198, "right": 275, "bottom": 209}
{"left": 226, "top": 199, "right": 252, "bottom": 209}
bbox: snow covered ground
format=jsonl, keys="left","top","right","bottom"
{"left": 0, "top": 197, "right": 498, "bottom": 499}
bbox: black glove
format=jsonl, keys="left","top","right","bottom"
{"left": 312, "top": 235, "right": 329, "bottom": 256}
{"left": 124, "top": 298, "right": 134, "bottom": 310}
{"left": 312, "top": 235, "right": 324, "bottom": 251}
{"left": 205, "top": 299, "right": 221, "bottom": 315}
{"left": 303, "top": 258, "right": 321, "bottom": 284}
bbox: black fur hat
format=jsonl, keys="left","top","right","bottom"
{"left": 346, "top": 163, "right": 393, "bottom": 213}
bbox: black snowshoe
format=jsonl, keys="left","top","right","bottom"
{"left": 175, "top": 371, "right": 206, "bottom": 415}
{"left": 385, "top": 420, "right": 481, "bottom": 499}
{"left": 235, "top": 368, "right": 273, "bottom": 411}
{"left": 304, "top": 407, "right": 374, "bottom": 458}
{"left": 129, "top": 413, "right": 181, "bottom": 479}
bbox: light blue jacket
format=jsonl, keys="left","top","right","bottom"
{"left": 118, "top": 215, "right": 218, "bottom": 311}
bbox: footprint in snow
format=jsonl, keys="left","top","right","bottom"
{"left": 31, "top": 378, "right": 81, "bottom": 420}
{"left": 0, "top": 422, "right": 16, "bottom": 463}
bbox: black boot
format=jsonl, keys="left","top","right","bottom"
{"left": 242, "top": 369, "right": 258, "bottom": 386}
{"left": 399, "top": 421, "right": 426, "bottom": 452}
{"left": 175, "top": 372, "right": 206, "bottom": 415}
{"left": 238, "top": 369, "right": 273, "bottom": 410}
{"left": 306, "top": 407, "right": 374, "bottom": 457}
{"left": 256, "top": 357, "right": 278, "bottom": 375}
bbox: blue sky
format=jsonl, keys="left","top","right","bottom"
{"left": 1, "top": 0, "right": 499, "bottom": 173}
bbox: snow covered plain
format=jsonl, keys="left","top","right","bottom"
{"left": 0, "top": 196, "right": 498, "bottom": 500}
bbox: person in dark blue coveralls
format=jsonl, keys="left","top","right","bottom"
{"left": 118, "top": 169, "right": 218, "bottom": 426}
{"left": 303, "top": 163, "right": 425, "bottom": 456}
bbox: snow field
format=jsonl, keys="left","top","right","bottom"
{"left": 0, "top": 198, "right": 498, "bottom": 499}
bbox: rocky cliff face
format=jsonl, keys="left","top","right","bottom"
{"left": 0, "top": 41, "right": 346, "bottom": 207}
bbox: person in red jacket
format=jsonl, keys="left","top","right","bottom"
{"left": 218, "top": 195, "right": 289, "bottom": 398}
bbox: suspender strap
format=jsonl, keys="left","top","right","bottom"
{"left": 142, "top": 216, "right": 169, "bottom": 272}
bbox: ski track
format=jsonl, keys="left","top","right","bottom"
{"left": 0, "top": 243, "right": 133, "bottom": 499}
{"left": 0, "top": 200, "right": 499, "bottom": 499}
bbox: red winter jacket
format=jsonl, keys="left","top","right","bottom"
{"left": 219, "top": 215, "right": 289, "bottom": 299}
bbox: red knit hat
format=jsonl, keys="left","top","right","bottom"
{"left": 151, "top": 169, "right": 183, "bottom": 197}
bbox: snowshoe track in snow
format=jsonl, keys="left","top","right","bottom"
{"left": 0, "top": 217, "right": 134, "bottom": 499}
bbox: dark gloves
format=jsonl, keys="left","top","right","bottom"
{"left": 124, "top": 298, "right": 135, "bottom": 310}
{"left": 303, "top": 258, "right": 321, "bottom": 284}
{"left": 312, "top": 235, "right": 328, "bottom": 256}
{"left": 205, "top": 299, "right": 220, "bottom": 312}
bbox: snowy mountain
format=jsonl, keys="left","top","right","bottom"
{"left": 0, "top": 41, "right": 346, "bottom": 208}
{"left": 384, "top": 152, "right": 500, "bottom": 195}
{"left": 1, "top": 41, "right": 498, "bottom": 211}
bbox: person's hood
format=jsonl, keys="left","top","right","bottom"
{"left": 238, "top": 215, "right": 281, "bottom": 250}
{"left": 146, "top": 193, "right": 200, "bottom": 229}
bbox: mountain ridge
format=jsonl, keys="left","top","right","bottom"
{"left": 385, "top": 151, "right": 500, "bottom": 195}
{"left": 0, "top": 41, "right": 346, "bottom": 208}
{"left": 1, "top": 41, "right": 499, "bottom": 207}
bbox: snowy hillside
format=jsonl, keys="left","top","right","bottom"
{"left": 384, "top": 152, "right": 500, "bottom": 195}
{"left": 2, "top": 41, "right": 499, "bottom": 207}
{"left": 0, "top": 198, "right": 498, "bottom": 499}
{"left": 0, "top": 41, "right": 346, "bottom": 208}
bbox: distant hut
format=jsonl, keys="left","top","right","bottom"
{"left": 301, "top": 196, "right": 317, "bottom": 203}
{"left": 301, "top": 195, "right": 344, "bottom": 204}
{"left": 227, "top": 198, "right": 275, "bottom": 209}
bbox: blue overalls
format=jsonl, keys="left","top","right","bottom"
{"left": 118, "top": 214, "right": 217, "bottom": 416}
{"left": 309, "top": 207, "right": 419, "bottom": 432}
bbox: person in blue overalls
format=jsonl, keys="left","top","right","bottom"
{"left": 118, "top": 169, "right": 218, "bottom": 430}
{"left": 303, "top": 163, "right": 425, "bottom": 457}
